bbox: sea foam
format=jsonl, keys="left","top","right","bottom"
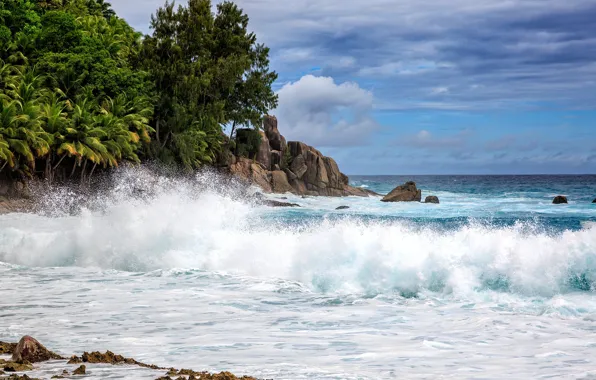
{"left": 1, "top": 167, "right": 595, "bottom": 298}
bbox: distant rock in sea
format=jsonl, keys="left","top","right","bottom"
{"left": 381, "top": 181, "right": 422, "bottom": 202}
{"left": 425, "top": 196, "right": 440, "bottom": 204}
{"left": 336, "top": 206, "right": 350, "bottom": 210}
{"left": 593, "top": 198, "right": 596, "bottom": 204}
{"left": 553, "top": 195, "right": 568, "bottom": 204}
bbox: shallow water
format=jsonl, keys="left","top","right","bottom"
{"left": 2, "top": 170, "right": 596, "bottom": 379}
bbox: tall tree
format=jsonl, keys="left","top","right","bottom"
{"left": 142, "top": 0, "right": 278, "bottom": 169}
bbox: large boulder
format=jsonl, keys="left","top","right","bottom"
{"left": 553, "top": 195, "right": 568, "bottom": 204}
{"left": 264, "top": 115, "right": 285, "bottom": 152}
{"left": 271, "top": 170, "right": 293, "bottom": 193}
{"left": 256, "top": 131, "right": 271, "bottom": 170}
{"left": 425, "top": 195, "right": 440, "bottom": 204}
{"left": 12, "top": 336, "right": 62, "bottom": 363}
{"left": 229, "top": 158, "right": 272, "bottom": 192}
{"left": 382, "top": 182, "right": 422, "bottom": 202}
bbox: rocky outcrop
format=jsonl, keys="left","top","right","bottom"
{"left": 553, "top": 195, "right": 568, "bottom": 204}
{"left": 425, "top": 196, "right": 440, "bottom": 204}
{"left": 12, "top": 336, "right": 62, "bottom": 363}
{"left": 270, "top": 170, "right": 293, "bottom": 193}
{"left": 229, "top": 115, "right": 377, "bottom": 197}
{"left": 229, "top": 157, "right": 272, "bottom": 193}
{"left": 381, "top": 181, "right": 422, "bottom": 202}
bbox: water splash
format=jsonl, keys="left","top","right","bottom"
{"left": 1, "top": 167, "right": 596, "bottom": 298}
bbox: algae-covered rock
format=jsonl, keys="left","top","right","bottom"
{"left": 72, "top": 365, "right": 86, "bottom": 375}
{"left": 12, "top": 336, "right": 62, "bottom": 363}
{"left": 1, "top": 360, "right": 33, "bottom": 372}
{"left": 1, "top": 375, "right": 40, "bottom": 380}
{"left": 0, "top": 343, "right": 17, "bottom": 355}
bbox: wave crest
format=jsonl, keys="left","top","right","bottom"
{"left": 1, "top": 167, "right": 595, "bottom": 297}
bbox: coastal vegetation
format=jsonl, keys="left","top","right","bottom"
{"left": 0, "top": 0, "right": 278, "bottom": 184}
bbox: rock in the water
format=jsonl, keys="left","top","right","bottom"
{"left": 12, "top": 336, "right": 62, "bottom": 363}
{"left": 381, "top": 182, "right": 422, "bottom": 202}
{"left": 553, "top": 195, "right": 568, "bottom": 204}
{"left": 72, "top": 365, "right": 86, "bottom": 375}
{"left": 262, "top": 200, "right": 300, "bottom": 208}
{"left": 425, "top": 196, "right": 440, "bottom": 204}
{"left": 2, "top": 360, "right": 34, "bottom": 372}
{"left": 336, "top": 206, "right": 350, "bottom": 210}
{"left": 592, "top": 198, "right": 596, "bottom": 203}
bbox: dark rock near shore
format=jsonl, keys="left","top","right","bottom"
{"left": 1, "top": 340, "right": 256, "bottom": 380}
{"left": 593, "top": 198, "right": 596, "bottom": 203}
{"left": 425, "top": 196, "right": 440, "bottom": 204}
{"left": 382, "top": 182, "right": 422, "bottom": 202}
{"left": 553, "top": 195, "right": 568, "bottom": 204}
{"left": 2, "top": 360, "right": 33, "bottom": 372}
{"left": 262, "top": 200, "right": 300, "bottom": 208}
{"left": 72, "top": 365, "right": 86, "bottom": 375}
{"left": 12, "top": 336, "right": 62, "bottom": 363}
{"left": 336, "top": 206, "right": 350, "bottom": 210}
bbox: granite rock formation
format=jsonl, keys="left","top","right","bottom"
{"left": 229, "top": 115, "right": 375, "bottom": 197}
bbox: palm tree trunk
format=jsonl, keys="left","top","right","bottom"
{"left": 70, "top": 159, "right": 78, "bottom": 179}
{"left": 45, "top": 156, "right": 52, "bottom": 183}
{"left": 53, "top": 155, "right": 66, "bottom": 171}
{"left": 79, "top": 159, "right": 88, "bottom": 186}
{"left": 88, "top": 162, "right": 97, "bottom": 185}
{"left": 0, "top": 161, "right": 7, "bottom": 173}
{"left": 156, "top": 119, "right": 161, "bottom": 145}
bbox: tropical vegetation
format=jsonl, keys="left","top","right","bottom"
{"left": 0, "top": 0, "right": 278, "bottom": 183}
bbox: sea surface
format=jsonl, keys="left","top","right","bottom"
{"left": 2, "top": 170, "right": 596, "bottom": 379}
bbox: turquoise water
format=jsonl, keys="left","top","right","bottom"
{"left": 1, "top": 169, "right": 596, "bottom": 379}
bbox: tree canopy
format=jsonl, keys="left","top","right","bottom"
{"left": 0, "top": 0, "right": 278, "bottom": 182}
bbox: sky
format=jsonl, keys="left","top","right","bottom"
{"left": 112, "top": 0, "right": 596, "bottom": 175}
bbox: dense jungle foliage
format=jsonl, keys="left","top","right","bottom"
{"left": 0, "top": 0, "right": 278, "bottom": 183}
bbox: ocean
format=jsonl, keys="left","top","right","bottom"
{"left": 1, "top": 170, "right": 596, "bottom": 379}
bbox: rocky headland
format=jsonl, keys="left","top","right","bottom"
{"left": 226, "top": 116, "right": 376, "bottom": 198}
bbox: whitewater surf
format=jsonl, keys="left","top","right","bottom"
{"left": 2, "top": 169, "right": 596, "bottom": 379}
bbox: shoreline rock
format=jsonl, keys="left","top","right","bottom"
{"left": 553, "top": 195, "right": 568, "bottom": 204}
{"left": 0, "top": 337, "right": 257, "bottom": 380}
{"left": 424, "top": 196, "right": 440, "bottom": 204}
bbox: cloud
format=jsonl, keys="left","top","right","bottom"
{"left": 113, "top": 0, "right": 596, "bottom": 111}
{"left": 395, "top": 129, "right": 472, "bottom": 149}
{"left": 273, "top": 75, "right": 378, "bottom": 147}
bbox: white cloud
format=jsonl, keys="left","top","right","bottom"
{"left": 273, "top": 75, "right": 378, "bottom": 147}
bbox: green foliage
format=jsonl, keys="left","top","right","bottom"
{"left": 141, "top": 0, "right": 277, "bottom": 170}
{"left": 38, "top": 11, "right": 82, "bottom": 52}
{"left": 234, "top": 128, "right": 261, "bottom": 159}
{"left": 0, "top": 0, "right": 277, "bottom": 180}
{"left": 282, "top": 147, "right": 292, "bottom": 169}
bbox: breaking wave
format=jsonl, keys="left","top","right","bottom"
{"left": 1, "top": 167, "right": 596, "bottom": 297}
